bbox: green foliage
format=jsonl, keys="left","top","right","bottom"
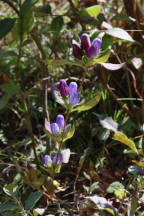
{"left": 78, "top": 5, "right": 101, "bottom": 19}
{"left": 25, "top": 191, "right": 43, "bottom": 211}
{"left": 106, "top": 28, "right": 135, "bottom": 42}
{"left": 71, "top": 94, "right": 101, "bottom": 112}
{"left": 0, "top": 18, "right": 16, "bottom": 39}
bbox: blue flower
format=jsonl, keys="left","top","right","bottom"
{"left": 53, "top": 153, "right": 63, "bottom": 166}
{"left": 69, "top": 81, "right": 80, "bottom": 105}
{"left": 50, "top": 123, "right": 59, "bottom": 135}
{"left": 69, "top": 82, "right": 78, "bottom": 95}
{"left": 69, "top": 91, "right": 80, "bottom": 105}
{"left": 56, "top": 114, "right": 64, "bottom": 129}
{"left": 72, "top": 34, "right": 101, "bottom": 59}
{"left": 44, "top": 155, "right": 52, "bottom": 167}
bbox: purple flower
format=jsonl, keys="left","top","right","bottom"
{"left": 56, "top": 114, "right": 64, "bottom": 129}
{"left": 50, "top": 123, "right": 59, "bottom": 135}
{"left": 44, "top": 155, "right": 52, "bottom": 167}
{"left": 72, "top": 43, "right": 82, "bottom": 60}
{"left": 69, "top": 92, "right": 80, "bottom": 105}
{"left": 59, "top": 79, "right": 69, "bottom": 97}
{"left": 81, "top": 33, "right": 91, "bottom": 52}
{"left": 53, "top": 153, "right": 63, "bottom": 165}
{"left": 69, "top": 82, "right": 78, "bottom": 95}
{"left": 72, "top": 34, "right": 101, "bottom": 59}
{"left": 87, "top": 38, "right": 102, "bottom": 58}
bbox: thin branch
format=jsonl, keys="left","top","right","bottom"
{"left": 1, "top": 0, "right": 19, "bottom": 15}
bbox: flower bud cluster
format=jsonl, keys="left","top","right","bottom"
{"left": 50, "top": 114, "right": 64, "bottom": 135}
{"left": 72, "top": 33, "right": 101, "bottom": 59}
{"left": 59, "top": 79, "right": 80, "bottom": 105}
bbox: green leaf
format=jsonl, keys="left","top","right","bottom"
{"left": 106, "top": 28, "right": 134, "bottom": 42}
{"left": 12, "top": 10, "right": 34, "bottom": 40}
{"left": 87, "top": 51, "right": 111, "bottom": 66}
{"left": 63, "top": 125, "right": 75, "bottom": 142}
{"left": 36, "top": 4, "right": 51, "bottom": 14}
{"left": 51, "top": 16, "right": 64, "bottom": 32}
{"left": 3, "top": 183, "right": 14, "bottom": 196}
{"left": 114, "top": 188, "right": 127, "bottom": 200}
{"left": 0, "top": 202, "right": 18, "bottom": 212}
{"left": 0, "top": 18, "right": 16, "bottom": 39}
{"left": 89, "top": 182, "right": 99, "bottom": 194}
{"left": 79, "top": 5, "right": 101, "bottom": 19}
{"left": 104, "top": 208, "right": 115, "bottom": 216}
{"left": 107, "top": 181, "right": 124, "bottom": 193}
{"left": 21, "top": 0, "right": 38, "bottom": 15}
{"left": 72, "top": 94, "right": 101, "bottom": 112}
{"left": 113, "top": 132, "right": 138, "bottom": 154}
{"left": 47, "top": 59, "right": 81, "bottom": 67}
{"left": 129, "top": 197, "right": 138, "bottom": 216}
{"left": 25, "top": 191, "right": 43, "bottom": 211}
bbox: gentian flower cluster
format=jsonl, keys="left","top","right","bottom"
{"left": 72, "top": 33, "right": 102, "bottom": 59}
{"left": 59, "top": 79, "right": 80, "bottom": 105}
{"left": 50, "top": 114, "right": 64, "bottom": 135}
{"left": 44, "top": 153, "right": 63, "bottom": 167}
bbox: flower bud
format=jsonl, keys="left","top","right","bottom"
{"left": 69, "top": 92, "right": 80, "bottom": 105}
{"left": 87, "top": 38, "right": 102, "bottom": 58}
{"left": 81, "top": 33, "right": 91, "bottom": 52}
{"left": 53, "top": 153, "right": 63, "bottom": 165}
{"left": 72, "top": 43, "right": 82, "bottom": 60}
{"left": 69, "top": 82, "right": 78, "bottom": 95}
{"left": 59, "top": 79, "right": 69, "bottom": 97}
{"left": 50, "top": 123, "right": 59, "bottom": 135}
{"left": 44, "top": 155, "right": 52, "bottom": 167}
{"left": 56, "top": 114, "right": 64, "bottom": 129}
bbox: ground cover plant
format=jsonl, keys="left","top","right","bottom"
{"left": 0, "top": 0, "right": 144, "bottom": 215}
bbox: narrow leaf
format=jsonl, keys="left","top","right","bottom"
{"left": 25, "top": 191, "right": 43, "bottom": 211}
{"left": 0, "top": 202, "right": 18, "bottom": 212}
{"left": 132, "top": 160, "right": 144, "bottom": 168}
{"left": 88, "top": 51, "right": 111, "bottom": 66}
{"left": 128, "top": 197, "right": 138, "bottom": 216}
{"left": 101, "top": 62, "right": 125, "bottom": 70}
{"left": 72, "top": 94, "right": 101, "bottom": 112}
{"left": 63, "top": 125, "right": 75, "bottom": 141}
{"left": 114, "top": 132, "right": 138, "bottom": 154}
{"left": 106, "top": 28, "right": 134, "bottom": 42}
{"left": 47, "top": 59, "right": 81, "bottom": 67}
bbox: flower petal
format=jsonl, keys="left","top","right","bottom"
{"left": 59, "top": 79, "right": 69, "bottom": 97}
{"left": 72, "top": 43, "right": 82, "bottom": 59}
{"left": 44, "top": 155, "right": 52, "bottom": 167}
{"left": 69, "top": 82, "right": 78, "bottom": 95}
{"left": 50, "top": 123, "right": 59, "bottom": 135}
{"left": 81, "top": 33, "right": 91, "bottom": 52}
{"left": 87, "top": 38, "right": 102, "bottom": 58}
{"left": 53, "top": 153, "right": 63, "bottom": 165}
{"left": 69, "top": 92, "right": 80, "bottom": 105}
{"left": 56, "top": 114, "right": 64, "bottom": 129}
